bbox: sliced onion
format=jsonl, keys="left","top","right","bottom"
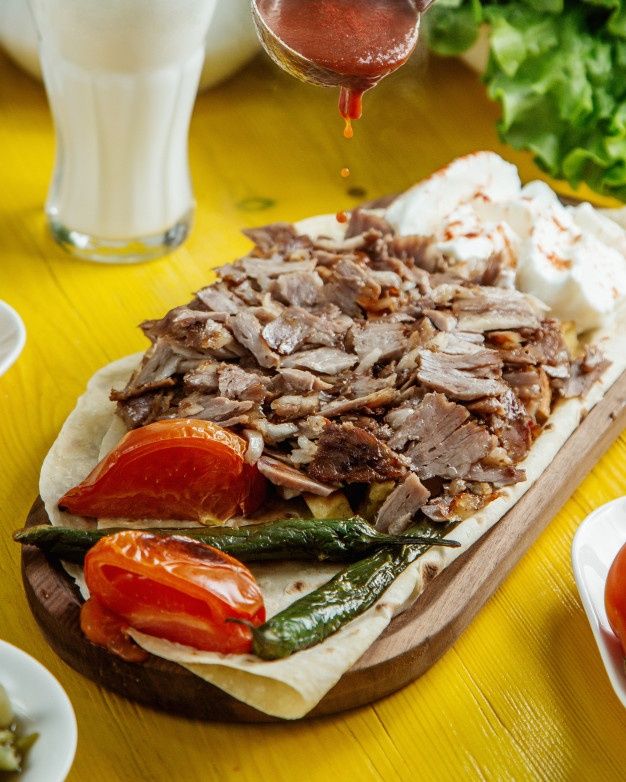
{"left": 257, "top": 456, "right": 335, "bottom": 497}
{"left": 243, "top": 428, "right": 264, "bottom": 465}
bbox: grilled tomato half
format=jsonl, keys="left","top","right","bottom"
{"left": 59, "top": 419, "right": 266, "bottom": 522}
{"left": 81, "top": 530, "right": 266, "bottom": 659}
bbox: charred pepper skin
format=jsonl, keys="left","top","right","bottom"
{"left": 14, "top": 517, "right": 458, "bottom": 565}
{"left": 251, "top": 520, "right": 459, "bottom": 660}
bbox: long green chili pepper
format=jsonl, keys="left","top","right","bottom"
{"left": 14, "top": 517, "right": 459, "bottom": 565}
{"left": 250, "top": 519, "right": 460, "bottom": 660}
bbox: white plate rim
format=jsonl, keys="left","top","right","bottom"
{"left": 0, "top": 639, "right": 77, "bottom": 781}
{"left": 571, "top": 496, "right": 626, "bottom": 708}
{"left": 0, "top": 299, "right": 26, "bottom": 376}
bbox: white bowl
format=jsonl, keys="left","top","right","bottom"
{"left": 0, "top": 300, "right": 26, "bottom": 376}
{"left": 199, "top": 0, "right": 260, "bottom": 90}
{"left": 0, "top": 640, "right": 77, "bottom": 781}
{"left": 0, "top": 0, "right": 259, "bottom": 90}
{"left": 572, "top": 497, "right": 626, "bottom": 708}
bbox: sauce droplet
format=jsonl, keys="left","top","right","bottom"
{"left": 336, "top": 210, "right": 348, "bottom": 224}
{"left": 339, "top": 86, "right": 364, "bottom": 121}
{"left": 340, "top": 167, "right": 350, "bottom": 178}
{"left": 340, "top": 87, "right": 361, "bottom": 138}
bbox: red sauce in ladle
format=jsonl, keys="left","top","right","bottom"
{"left": 256, "top": 0, "right": 421, "bottom": 133}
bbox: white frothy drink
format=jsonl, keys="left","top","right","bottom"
{"left": 29, "top": 0, "right": 218, "bottom": 262}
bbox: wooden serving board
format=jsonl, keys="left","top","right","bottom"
{"left": 20, "top": 371, "right": 626, "bottom": 722}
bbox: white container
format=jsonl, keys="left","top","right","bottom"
{"left": 199, "top": 0, "right": 260, "bottom": 90}
{"left": 0, "top": 300, "right": 26, "bottom": 377}
{"left": 28, "top": 0, "right": 218, "bottom": 263}
{"left": 572, "top": 497, "right": 626, "bottom": 709}
{"left": 0, "top": 0, "right": 259, "bottom": 91}
{"left": 0, "top": 640, "right": 77, "bottom": 782}
{"left": 0, "top": 0, "right": 41, "bottom": 79}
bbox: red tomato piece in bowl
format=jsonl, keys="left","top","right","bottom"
{"left": 59, "top": 419, "right": 266, "bottom": 522}
{"left": 82, "top": 531, "right": 266, "bottom": 657}
{"left": 605, "top": 541, "right": 626, "bottom": 657}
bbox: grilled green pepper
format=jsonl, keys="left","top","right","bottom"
{"left": 14, "top": 517, "right": 459, "bottom": 565}
{"left": 251, "top": 520, "right": 459, "bottom": 660}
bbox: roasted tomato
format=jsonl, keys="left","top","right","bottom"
{"left": 80, "top": 596, "right": 149, "bottom": 663}
{"left": 605, "top": 542, "right": 626, "bottom": 657}
{"left": 82, "top": 531, "right": 266, "bottom": 657}
{"left": 59, "top": 419, "right": 266, "bottom": 522}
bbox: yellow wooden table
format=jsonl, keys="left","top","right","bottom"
{"left": 1, "top": 47, "right": 625, "bottom": 782}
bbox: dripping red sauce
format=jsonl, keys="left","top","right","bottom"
{"left": 336, "top": 210, "right": 349, "bottom": 224}
{"left": 256, "top": 0, "right": 421, "bottom": 130}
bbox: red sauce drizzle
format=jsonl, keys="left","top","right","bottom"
{"left": 339, "top": 86, "right": 364, "bottom": 122}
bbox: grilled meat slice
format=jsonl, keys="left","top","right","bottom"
{"left": 218, "top": 365, "right": 269, "bottom": 403}
{"left": 111, "top": 339, "right": 180, "bottom": 402}
{"left": 466, "top": 464, "right": 526, "bottom": 486}
{"left": 308, "top": 423, "right": 407, "bottom": 485}
{"left": 345, "top": 208, "right": 393, "bottom": 239}
{"left": 183, "top": 361, "right": 220, "bottom": 393}
{"left": 416, "top": 348, "right": 506, "bottom": 401}
{"left": 195, "top": 285, "right": 242, "bottom": 314}
{"left": 272, "top": 271, "right": 324, "bottom": 307}
{"left": 351, "top": 321, "right": 407, "bottom": 365}
{"left": 559, "top": 345, "right": 611, "bottom": 398}
{"left": 262, "top": 307, "right": 346, "bottom": 355}
{"left": 273, "top": 368, "right": 332, "bottom": 395}
{"left": 243, "top": 223, "right": 312, "bottom": 255}
{"left": 322, "top": 258, "right": 382, "bottom": 315}
{"left": 176, "top": 394, "right": 255, "bottom": 428}
{"left": 271, "top": 394, "right": 320, "bottom": 420}
{"left": 319, "top": 388, "right": 398, "bottom": 418}
{"left": 117, "top": 391, "right": 175, "bottom": 430}
{"left": 281, "top": 347, "right": 357, "bottom": 375}
{"left": 452, "top": 287, "right": 544, "bottom": 332}
{"left": 388, "top": 393, "right": 494, "bottom": 480}
{"left": 375, "top": 473, "right": 430, "bottom": 534}
{"left": 487, "top": 388, "right": 534, "bottom": 462}
{"left": 231, "top": 311, "right": 280, "bottom": 369}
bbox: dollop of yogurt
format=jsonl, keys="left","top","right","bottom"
{"left": 386, "top": 151, "right": 626, "bottom": 333}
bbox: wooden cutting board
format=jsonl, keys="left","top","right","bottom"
{"left": 19, "top": 370, "right": 626, "bottom": 722}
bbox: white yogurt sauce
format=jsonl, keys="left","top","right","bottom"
{"left": 386, "top": 152, "right": 626, "bottom": 332}
{"left": 30, "top": 0, "right": 217, "bottom": 240}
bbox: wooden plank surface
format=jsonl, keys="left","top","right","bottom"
{"left": 19, "top": 370, "right": 626, "bottom": 721}
{"left": 2, "top": 48, "right": 626, "bottom": 782}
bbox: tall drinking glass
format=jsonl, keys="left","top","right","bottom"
{"left": 28, "top": 0, "right": 217, "bottom": 263}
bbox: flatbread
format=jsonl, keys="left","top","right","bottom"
{"left": 38, "top": 216, "right": 626, "bottom": 720}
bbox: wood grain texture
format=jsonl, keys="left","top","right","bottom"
{"left": 20, "top": 369, "right": 626, "bottom": 722}
{"left": 3, "top": 50, "right": 626, "bottom": 782}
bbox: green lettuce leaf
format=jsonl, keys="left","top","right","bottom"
{"left": 424, "top": 0, "right": 626, "bottom": 201}
{"left": 426, "top": 0, "right": 483, "bottom": 55}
